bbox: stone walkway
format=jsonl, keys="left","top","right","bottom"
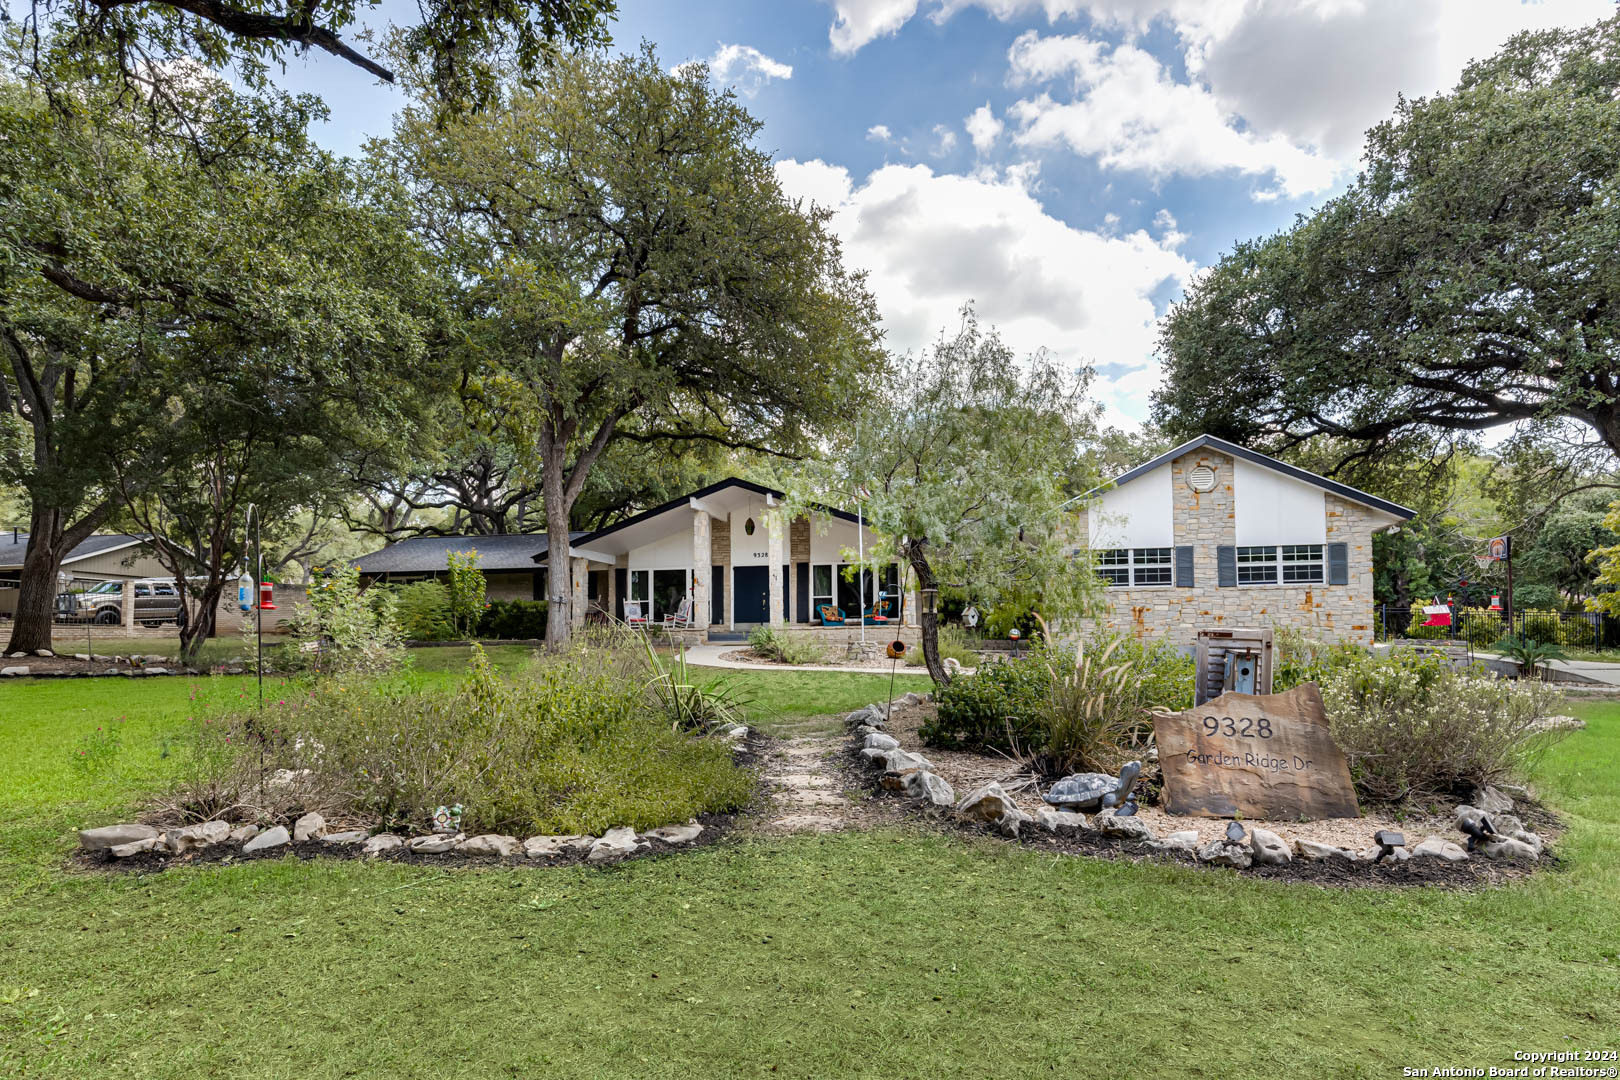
{"left": 754, "top": 733, "right": 862, "bottom": 833}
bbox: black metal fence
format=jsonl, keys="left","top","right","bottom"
{"left": 1377, "top": 605, "right": 1620, "bottom": 652}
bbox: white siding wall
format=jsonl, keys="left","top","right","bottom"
{"left": 809, "top": 515, "right": 863, "bottom": 564}
{"left": 1234, "top": 458, "right": 1326, "bottom": 545}
{"left": 627, "top": 528, "right": 694, "bottom": 571}
{"left": 728, "top": 503, "right": 774, "bottom": 566}
{"left": 1089, "top": 465, "right": 1173, "bottom": 548}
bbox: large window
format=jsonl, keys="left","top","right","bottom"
{"left": 1098, "top": 547, "right": 1172, "bottom": 587}
{"left": 1237, "top": 545, "right": 1324, "bottom": 585}
{"left": 812, "top": 564, "right": 834, "bottom": 617}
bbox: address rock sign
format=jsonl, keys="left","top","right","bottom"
{"left": 1153, "top": 683, "right": 1359, "bottom": 820}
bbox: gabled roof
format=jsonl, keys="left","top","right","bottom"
{"left": 354, "top": 532, "right": 584, "bottom": 575}
{"left": 0, "top": 532, "right": 153, "bottom": 570}
{"left": 1085, "top": 434, "right": 1415, "bottom": 520}
{"left": 535, "top": 478, "right": 860, "bottom": 562}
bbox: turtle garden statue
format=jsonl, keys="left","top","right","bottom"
{"left": 1044, "top": 761, "right": 1143, "bottom": 816}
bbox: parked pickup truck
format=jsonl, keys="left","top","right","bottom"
{"left": 55, "top": 579, "right": 189, "bottom": 628}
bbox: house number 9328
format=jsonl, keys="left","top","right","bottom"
{"left": 1201, "top": 715, "right": 1273, "bottom": 739}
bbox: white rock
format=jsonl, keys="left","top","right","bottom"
{"left": 644, "top": 823, "right": 704, "bottom": 844}
{"left": 943, "top": 657, "right": 963, "bottom": 676}
{"left": 1158, "top": 830, "right": 1200, "bottom": 852}
{"left": 457, "top": 834, "right": 520, "bottom": 857}
{"left": 110, "top": 836, "right": 164, "bottom": 858}
{"left": 862, "top": 733, "right": 900, "bottom": 751}
{"left": 228, "top": 824, "right": 261, "bottom": 843}
{"left": 362, "top": 834, "right": 403, "bottom": 856}
{"left": 903, "top": 769, "right": 956, "bottom": 808}
{"left": 321, "top": 830, "right": 370, "bottom": 845}
{"left": 144, "top": 667, "right": 169, "bottom": 675}
{"left": 1097, "top": 810, "right": 1154, "bottom": 842}
{"left": 79, "top": 823, "right": 160, "bottom": 851}
{"left": 34, "top": 649, "right": 53, "bottom": 658}
{"left": 900, "top": 692, "right": 923, "bottom": 706}
{"left": 886, "top": 749, "right": 934, "bottom": 772}
{"left": 587, "top": 826, "right": 643, "bottom": 863}
{"left": 407, "top": 833, "right": 461, "bottom": 853}
{"left": 292, "top": 812, "right": 326, "bottom": 842}
{"left": 1361, "top": 844, "right": 1411, "bottom": 864}
{"left": 243, "top": 826, "right": 291, "bottom": 853}
{"left": 1492, "top": 813, "right": 1527, "bottom": 836}
{"left": 523, "top": 834, "right": 594, "bottom": 858}
{"left": 2, "top": 666, "right": 30, "bottom": 676}
{"left": 1035, "top": 808, "right": 1088, "bottom": 835}
{"left": 1197, "top": 840, "right": 1252, "bottom": 868}
{"left": 1479, "top": 836, "right": 1539, "bottom": 861}
{"left": 1295, "top": 839, "right": 1357, "bottom": 862}
{"left": 8, "top": 651, "right": 25, "bottom": 658}
{"left": 1249, "top": 828, "right": 1292, "bottom": 866}
{"left": 1470, "top": 786, "right": 1514, "bottom": 815}
{"left": 955, "top": 783, "right": 1022, "bottom": 826}
{"left": 73, "top": 653, "right": 91, "bottom": 662}
{"left": 1410, "top": 836, "right": 1469, "bottom": 862}
{"left": 166, "top": 820, "right": 230, "bottom": 853}
{"left": 1509, "top": 829, "right": 1544, "bottom": 855}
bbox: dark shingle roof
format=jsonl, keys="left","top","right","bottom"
{"left": 353, "top": 533, "right": 583, "bottom": 575}
{"left": 0, "top": 532, "right": 150, "bottom": 570}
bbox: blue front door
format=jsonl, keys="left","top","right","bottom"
{"left": 732, "top": 566, "right": 769, "bottom": 623}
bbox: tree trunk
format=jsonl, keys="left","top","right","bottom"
{"left": 5, "top": 523, "right": 64, "bottom": 655}
{"left": 542, "top": 450, "right": 574, "bottom": 647}
{"left": 905, "top": 539, "right": 950, "bottom": 686}
{"left": 178, "top": 577, "right": 224, "bottom": 668}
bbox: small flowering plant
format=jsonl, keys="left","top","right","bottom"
{"left": 69, "top": 718, "right": 126, "bottom": 778}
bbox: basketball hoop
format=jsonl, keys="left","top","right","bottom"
{"left": 1473, "top": 554, "right": 1497, "bottom": 573}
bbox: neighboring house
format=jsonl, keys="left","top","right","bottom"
{"left": 537, "top": 478, "right": 910, "bottom": 640}
{"left": 1076, "top": 435, "right": 1414, "bottom": 646}
{"left": 353, "top": 533, "right": 583, "bottom": 602}
{"left": 0, "top": 532, "right": 170, "bottom": 617}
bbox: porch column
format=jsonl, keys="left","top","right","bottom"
{"left": 767, "top": 509, "right": 786, "bottom": 628}
{"left": 691, "top": 509, "right": 711, "bottom": 629}
{"left": 569, "top": 557, "right": 588, "bottom": 630}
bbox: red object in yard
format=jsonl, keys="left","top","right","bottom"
{"left": 1490, "top": 594, "right": 1502, "bottom": 611}
{"left": 258, "top": 580, "right": 277, "bottom": 610}
{"left": 1420, "top": 602, "right": 1451, "bottom": 628}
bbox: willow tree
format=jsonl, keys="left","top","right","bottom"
{"left": 383, "top": 45, "right": 883, "bottom": 644}
{"left": 789, "top": 308, "right": 1103, "bottom": 684}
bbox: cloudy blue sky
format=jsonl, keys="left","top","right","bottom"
{"left": 201, "top": 0, "right": 1620, "bottom": 424}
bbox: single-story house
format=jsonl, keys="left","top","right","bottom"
{"left": 538, "top": 478, "right": 911, "bottom": 641}
{"left": 1075, "top": 435, "right": 1414, "bottom": 646}
{"left": 0, "top": 532, "right": 170, "bottom": 617}
{"left": 353, "top": 532, "right": 583, "bottom": 602}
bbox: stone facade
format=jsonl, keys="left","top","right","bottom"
{"left": 1076, "top": 449, "right": 1385, "bottom": 647}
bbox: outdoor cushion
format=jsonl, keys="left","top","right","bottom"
{"left": 818, "top": 604, "right": 847, "bottom": 625}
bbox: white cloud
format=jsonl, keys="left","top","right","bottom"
{"left": 867, "top": 123, "right": 895, "bottom": 142}
{"left": 829, "top": 0, "right": 924, "bottom": 54}
{"left": 965, "top": 102, "right": 1003, "bottom": 153}
{"left": 930, "top": 122, "right": 959, "bottom": 156}
{"left": 774, "top": 158, "right": 1195, "bottom": 424}
{"left": 674, "top": 43, "right": 793, "bottom": 96}
{"left": 1006, "top": 32, "right": 1338, "bottom": 198}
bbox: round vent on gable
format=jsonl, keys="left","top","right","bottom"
{"left": 1188, "top": 465, "right": 1217, "bottom": 492}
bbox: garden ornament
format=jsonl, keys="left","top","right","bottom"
{"left": 1044, "top": 761, "right": 1142, "bottom": 813}
{"left": 432, "top": 804, "right": 464, "bottom": 834}
{"left": 1225, "top": 820, "right": 1245, "bottom": 844}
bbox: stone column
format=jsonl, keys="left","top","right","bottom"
{"left": 120, "top": 579, "right": 136, "bottom": 631}
{"left": 691, "top": 509, "right": 711, "bottom": 629}
{"left": 569, "top": 557, "right": 588, "bottom": 630}
{"left": 767, "top": 510, "right": 786, "bottom": 628}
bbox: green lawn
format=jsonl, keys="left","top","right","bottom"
{"left": 2, "top": 664, "right": 1618, "bottom": 1078}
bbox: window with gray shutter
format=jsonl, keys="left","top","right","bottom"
{"left": 1327, "top": 542, "right": 1349, "bottom": 586}
{"left": 1217, "top": 545, "right": 1236, "bottom": 587}
{"left": 1175, "top": 546, "right": 1194, "bottom": 587}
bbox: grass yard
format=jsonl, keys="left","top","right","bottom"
{"left": 2, "top": 663, "right": 1618, "bottom": 1078}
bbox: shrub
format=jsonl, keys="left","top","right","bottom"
{"left": 477, "top": 599, "right": 549, "bottom": 639}
{"left": 69, "top": 720, "right": 124, "bottom": 779}
{"left": 1516, "top": 609, "right": 1563, "bottom": 645}
{"left": 644, "top": 642, "right": 754, "bottom": 733}
{"left": 1559, "top": 615, "right": 1596, "bottom": 648}
{"left": 1101, "top": 633, "right": 1195, "bottom": 711}
{"left": 168, "top": 645, "right": 753, "bottom": 836}
{"left": 445, "top": 550, "right": 487, "bottom": 637}
{"left": 1492, "top": 633, "right": 1566, "bottom": 678}
{"left": 1036, "top": 637, "right": 1151, "bottom": 776}
{"left": 1457, "top": 607, "right": 1505, "bottom": 647}
{"left": 1511, "top": 583, "right": 1559, "bottom": 611}
{"left": 1318, "top": 649, "right": 1565, "bottom": 804}
{"left": 924, "top": 645, "right": 1053, "bottom": 753}
{"left": 393, "top": 581, "right": 455, "bottom": 641}
{"left": 747, "top": 626, "right": 829, "bottom": 665}
{"left": 1274, "top": 627, "right": 1366, "bottom": 691}
{"left": 298, "top": 565, "right": 406, "bottom": 673}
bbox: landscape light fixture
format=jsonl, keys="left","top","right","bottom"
{"left": 1458, "top": 814, "right": 1497, "bottom": 853}
{"left": 1373, "top": 830, "right": 1405, "bottom": 863}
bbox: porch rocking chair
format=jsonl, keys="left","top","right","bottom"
{"left": 663, "top": 596, "right": 695, "bottom": 630}
{"left": 623, "top": 601, "right": 649, "bottom": 627}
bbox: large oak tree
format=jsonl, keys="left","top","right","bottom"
{"left": 1154, "top": 15, "right": 1620, "bottom": 468}
{"left": 382, "top": 45, "right": 883, "bottom": 644}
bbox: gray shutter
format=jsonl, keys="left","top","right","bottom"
{"left": 1327, "top": 542, "right": 1348, "bottom": 586}
{"left": 1175, "top": 546, "right": 1194, "bottom": 588}
{"left": 1216, "top": 545, "right": 1237, "bottom": 588}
